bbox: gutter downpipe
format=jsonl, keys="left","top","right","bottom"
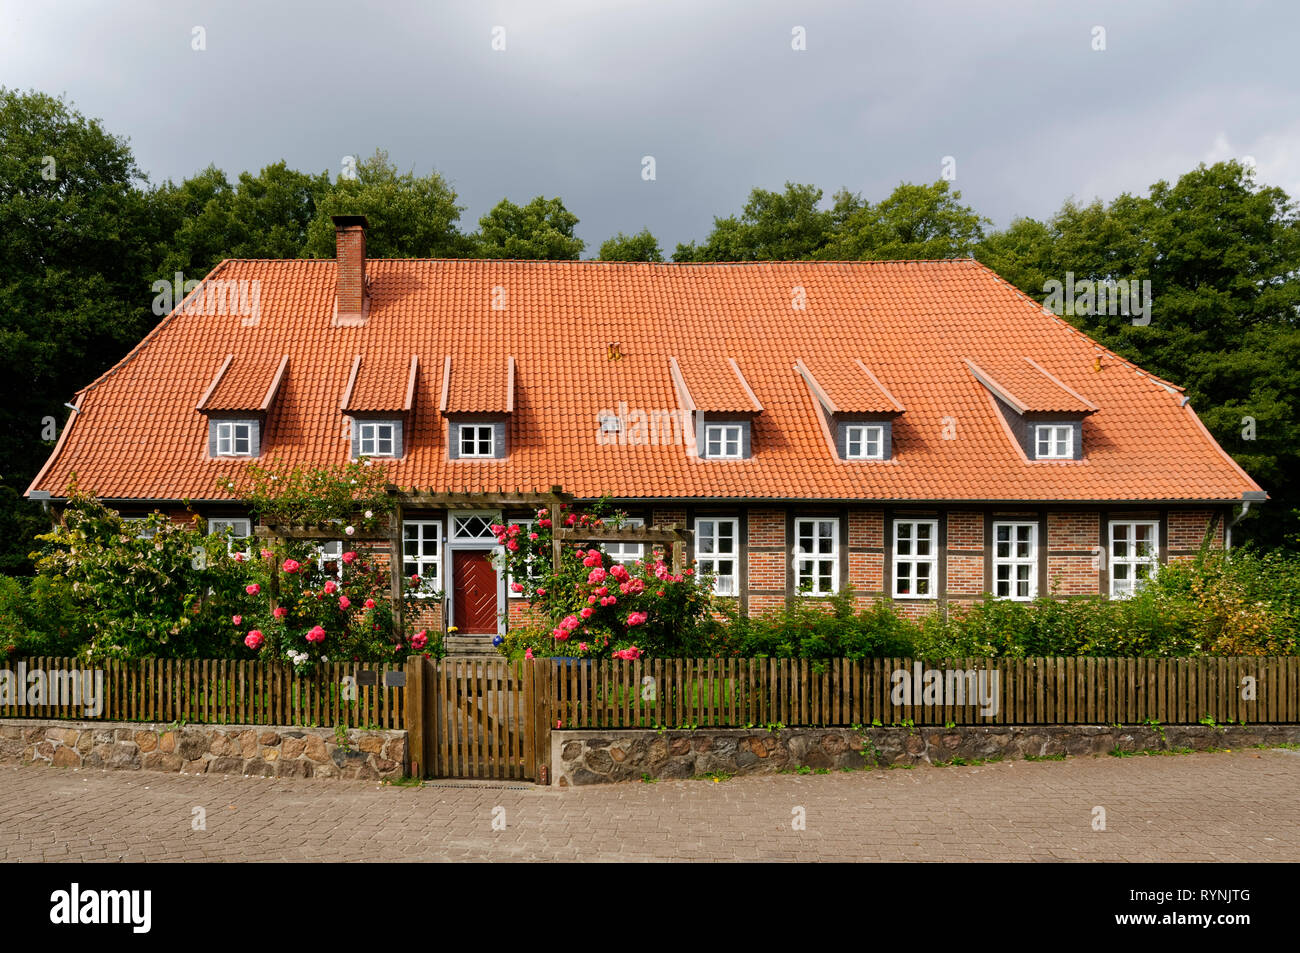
{"left": 1225, "top": 500, "right": 1252, "bottom": 551}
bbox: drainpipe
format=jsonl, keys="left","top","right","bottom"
{"left": 1225, "top": 501, "right": 1252, "bottom": 551}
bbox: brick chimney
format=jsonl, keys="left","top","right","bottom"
{"left": 332, "top": 214, "right": 369, "bottom": 326}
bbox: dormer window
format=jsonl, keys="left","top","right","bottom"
{"left": 459, "top": 424, "right": 495, "bottom": 458}
{"left": 1035, "top": 424, "right": 1073, "bottom": 459}
{"left": 357, "top": 421, "right": 398, "bottom": 457}
{"left": 704, "top": 423, "right": 744, "bottom": 459}
{"left": 845, "top": 424, "right": 885, "bottom": 460}
{"left": 215, "top": 420, "right": 254, "bottom": 457}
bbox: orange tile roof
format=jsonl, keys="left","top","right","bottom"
{"left": 440, "top": 355, "right": 514, "bottom": 415}
{"left": 27, "top": 257, "right": 1263, "bottom": 503}
{"left": 197, "top": 354, "right": 288, "bottom": 412}
{"left": 966, "top": 356, "right": 1098, "bottom": 415}
{"left": 341, "top": 354, "right": 417, "bottom": 413}
{"left": 672, "top": 357, "right": 762, "bottom": 414}
{"left": 796, "top": 357, "right": 904, "bottom": 414}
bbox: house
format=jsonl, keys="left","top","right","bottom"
{"left": 26, "top": 216, "right": 1266, "bottom": 650}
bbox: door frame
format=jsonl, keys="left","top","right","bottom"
{"left": 445, "top": 510, "right": 505, "bottom": 636}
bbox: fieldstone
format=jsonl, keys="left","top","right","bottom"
{"left": 258, "top": 731, "right": 279, "bottom": 746}
{"left": 242, "top": 759, "right": 273, "bottom": 777}
{"left": 0, "top": 725, "right": 21, "bottom": 740}
{"left": 108, "top": 743, "right": 140, "bottom": 769}
{"left": 820, "top": 733, "right": 850, "bottom": 755}
{"left": 358, "top": 735, "right": 384, "bottom": 754}
{"left": 93, "top": 729, "right": 114, "bottom": 745}
{"left": 177, "top": 729, "right": 209, "bottom": 761}
{"left": 374, "top": 757, "right": 398, "bottom": 775}
{"left": 668, "top": 737, "right": 691, "bottom": 756}
{"left": 282, "top": 730, "right": 305, "bottom": 739}
{"left": 586, "top": 738, "right": 610, "bottom": 749}
{"left": 382, "top": 738, "right": 406, "bottom": 762}
{"left": 303, "top": 735, "right": 328, "bottom": 763}
{"left": 281, "top": 737, "right": 306, "bottom": 760}
{"left": 562, "top": 741, "right": 584, "bottom": 762}
{"left": 34, "top": 741, "right": 55, "bottom": 760}
{"left": 313, "top": 761, "right": 340, "bottom": 779}
{"left": 25, "top": 727, "right": 46, "bottom": 743}
{"left": 239, "top": 731, "right": 259, "bottom": 759}
{"left": 208, "top": 734, "right": 235, "bottom": 757}
{"left": 183, "top": 758, "right": 208, "bottom": 774}
{"left": 648, "top": 738, "right": 668, "bottom": 763}
{"left": 208, "top": 756, "right": 244, "bottom": 775}
{"left": 52, "top": 746, "right": 81, "bottom": 768}
{"left": 584, "top": 748, "right": 614, "bottom": 774}
{"left": 157, "top": 731, "right": 176, "bottom": 754}
{"left": 735, "top": 749, "right": 759, "bottom": 768}
{"left": 134, "top": 731, "right": 158, "bottom": 753}
{"left": 353, "top": 763, "right": 379, "bottom": 781}
{"left": 142, "top": 752, "right": 183, "bottom": 772}
{"left": 114, "top": 728, "right": 135, "bottom": 743}
{"left": 569, "top": 767, "right": 603, "bottom": 786}
{"left": 697, "top": 752, "right": 735, "bottom": 775}
{"left": 0, "top": 739, "right": 25, "bottom": 761}
{"left": 609, "top": 745, "right": 627, "bottom": 763}
{"left": 276, "top": 758, "right": 312, "bottom": 779}
{"left": 692, "top": 736, "right": 713, "bottom": 753}
{"left": 261, "top": 747, "right": 279, "bottom": 762}
{"left": 658, "top": 758, "right": 694, "bottom": 779}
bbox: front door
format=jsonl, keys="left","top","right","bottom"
{"left": 452, "top": 550, "right": 499, "bottom": 634}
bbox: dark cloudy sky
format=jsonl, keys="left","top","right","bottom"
{"left": 3, "top": 0, "right": 1297, "bottom": 254}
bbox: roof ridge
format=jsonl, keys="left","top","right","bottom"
{"left": 223, "top": 256, "right": 982, "bottom": 266}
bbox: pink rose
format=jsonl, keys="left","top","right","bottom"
{"left": 273, "top": 607, "right": 287, "bottom": 619}
{"left": 529, "top": 532, "right": 539, "bottom": 541}
{"left": 553, "top": 629, "right": 570, "bottom": 642}
{"left": 580, "top": 607, "right": 594, "bottom": 619}
{"left": 587, "top": 595, "right": 598, "bottom": 605}
{"left": 578, "top": 642, "right": 588, "bottom": 652}
{"left": 306, "top": 625, "right": 326, "bottom": 644}
{"left": 232, "top": 615, "right": 242, "bottom": 625}
{"left": 536, "top": 588, "right": 546, "bottom": 596}
{"left": 282, "top": 558, "right": 300, "bottom": 574}
{"left": 587, "top": 568, "right": 607, "bottom": 584}
{"left": 364, "top": 598, "right": 376, "bottom": 609}
{"left": 339, "top": 596, "right": 351, "bottom": 610}
{"left": 244, "top": 630, "right": 264, "bottom": 650}
{"left": 510, "top": 582, "right": 524, "bottom": 593}
{"left": 341, "top": 551, "right": 357, "bottom": 564}
{"left": 627, "top": 611, "right": 648, "bottom": 626}
{"left": 507, "top": 539, "right": 519, "bottom": 552}
{"left": 232, "top": 552, "right": 246, "bottom": 562}
{"left": 561, "top": 615, "right": 579, "bottom": 631}
{"left": 260, "top": 549, "right": 272, "bottom": 559}
{"left": 610, "top": 564, "right": 630, "bottom": 582}
{"left": 323, "top": 580, "right": 338, "bottom": 594}
{"left": 411, "top": 630, "right": 428, "bottom": 651}
{"left": 410, "top": 574, "right": 420, "bottom": 585}
{"left": 245, "top": 584, "right": 260, "bottom": 595}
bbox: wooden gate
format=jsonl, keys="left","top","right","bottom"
{"left": 405, "top": 657, "right": 548, "bottom": 781}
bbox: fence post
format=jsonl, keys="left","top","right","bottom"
{"left": 532, "top": 658, "right": 553, "bottom": 784}
{"left": 404, "top": 655, "right": 426, "bottom": 779}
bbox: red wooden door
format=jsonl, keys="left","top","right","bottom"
{"left": 452, "top": 550, "right": 499, "bottom": 633}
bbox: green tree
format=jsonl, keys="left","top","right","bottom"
{"left": 598, "top": 228, "right": 664, "bottom": 262}
{"left": 0, "top": 88, "right": 158, "bottom": 572}
{"left": 303, "top": 149, "right": 468, "bottom": 259}
{"left": 820, "top": 181, "right": 990, "bottom": 260}
{"left": 472, "top": 195, "right": 584, "bottom": 260}
{"left": 674, "top": 182, "right": 832, "bottom": 261}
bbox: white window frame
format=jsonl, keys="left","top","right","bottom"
{"left": 704, "top": 423, "right": 743, "bottom": 459}
{"left": 794, "top": 517, "right": 839, "bottom": 595}
{"left": 215, "top": 420, "right": 253, "bottom": 457}
{"left": 892, "top": 518, "right": 939, "bottom": 599}
{"left": 459, "top": 424, "right": 495, "bottom": 458}
{"left": 1110, "top": 520, "right": 1159, "bottom": 599}
{"left": 208, "top": 517, "right": 252, "bottom": 556}
{"left": 506, "top": 519, "right": 546, "bottom": 597}
{"left": 992, "top": 521, "right": 1037, "bottom": 601}
{"left": 451, "top": 512, "right": 500, "bottom": 540}
{"left": 358, "top": 421, "right": 396, "bottom": 457}
{"left": 312, "top": 540, "right": 344, "bottom": 579}
{"left": 402, "top": 520, "right": 443, "bottom": 593}
{"left": 1035, "top": 424, "right": 1073, "bottom": 459}
{"left": 845, "top": 424, "right": 885, "bottom": 460}
{"left": 694, "top": 517, "right": 739, "bottom": 596}
{"left": 601, "top": 517, "right": 645, "bottom": 565}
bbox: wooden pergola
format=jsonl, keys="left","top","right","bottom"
{"left": 253, "top": 486, "right": 692, "bottom": 637}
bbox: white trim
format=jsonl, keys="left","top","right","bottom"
{"left": 401, "top": 520, "right": 443, "bottom": 592}
{"left": 1035, "top": 424, "right": 1073, "bottom": 459}
{"left": 793, "top": 517, "right": 839, "bottom": 595}
{"left": 208, "top": 517, "right": 252, "bottom": 556}
{"left": 704, "top": 423, "right": 743, "bottom": 459}
{"left": 1109, "top": 520, "right": 1160, "bottom": 599}
{"left": 358, "top": 420, "right": 396, "bottom": 457}
{"left": 215, "top": 420, "right": 253, "bottom": 457}
{"left": 892, "top": 518, "right": 938, "bottom": 599}
{"left": 992, "top": 521, "right": 1037, "bottom": 600}
{"left": 845, "top": 423, "right": 884, "bottom": 460}
{"left": 601, "top": 517, "right": 645, "bottom": 563}
{"left": 694, "top": 517, "right": 739, "bottom": 596}
{"left": 458, "top": 423, "right": 495, "bottom": 458}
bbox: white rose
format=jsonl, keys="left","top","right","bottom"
{"left": 345, "top": 525, "right": 356, "bottom": 536}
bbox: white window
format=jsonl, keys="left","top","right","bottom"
{"left": 992, "top": 522, "right": 1037, "bottom": 600}
{"left": 602, "top": 518, "right": 644, "bottom": 564}
{"left": 216, "top": 421, "right": 253, "bottom": 457}
{"left": 695, "top": 517, "right": 739, "bottom": 596}
{"left": 459, "top": 424, "right": 494, "bottom": 458}
{"left": 893, "top": 519, "right": 938, "bottom": 598}
{"left": 794, "top": 518, "right": 838, "bottom": 594}
{"left": 704, "top": 424, "right": 743, "bottom": 459}
{"left": 125, "top": 518, "right": 158, "bottom": 540}
{"left": 452, "top": 513, "right": 499, "bottom": 540}
{"left": 1035, "top": 425, "right": 1073, "bottom": 459}
{"left": 1110, "top": 520, "right": 1159, "bottom": 598}
{"left": 507, "top": 519, "right": 545, "bottom": 597}
{"left": 358, "top": 421, "right": 395, "bottom": 457}
{"left": 312, "top": 540, "right": 343, "bottom": 579}
{"left": 845, "top": 424, "right": 884, "bottom": 460}
{"left": 208, "top": 517, "right": 252, "bottom": 556}
{"left": 402, "top": 521, "right": 442, "bottom": 592}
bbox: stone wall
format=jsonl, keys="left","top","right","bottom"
{"left": 553, "top": 723, "right": 1300, "bottom": 786}
{"left": 0, "top": 719, "right": 407, "bottom": 781}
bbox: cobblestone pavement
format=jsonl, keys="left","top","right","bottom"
{"left": 2, "top": 749, "right": 1297, "bottom": 862}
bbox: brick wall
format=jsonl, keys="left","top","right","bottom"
{"left": 1168, "top": 510, "right": 1222, "bottom": 552}
{"left": 1048, "top": 512, "right": 1098, "bottom": 550}
{"left": 746, "top": 508, "right": 786, "bottom": 618}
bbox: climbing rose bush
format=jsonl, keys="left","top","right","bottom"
{"left": 495, "top": 504, "right": 717, "bottom": 660}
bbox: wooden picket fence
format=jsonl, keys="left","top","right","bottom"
{"left": 0, "top": 657, "right": 406, "bottom": 729}
{"left": 550, "top": 657, "right": 1300, "bottom": 729}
